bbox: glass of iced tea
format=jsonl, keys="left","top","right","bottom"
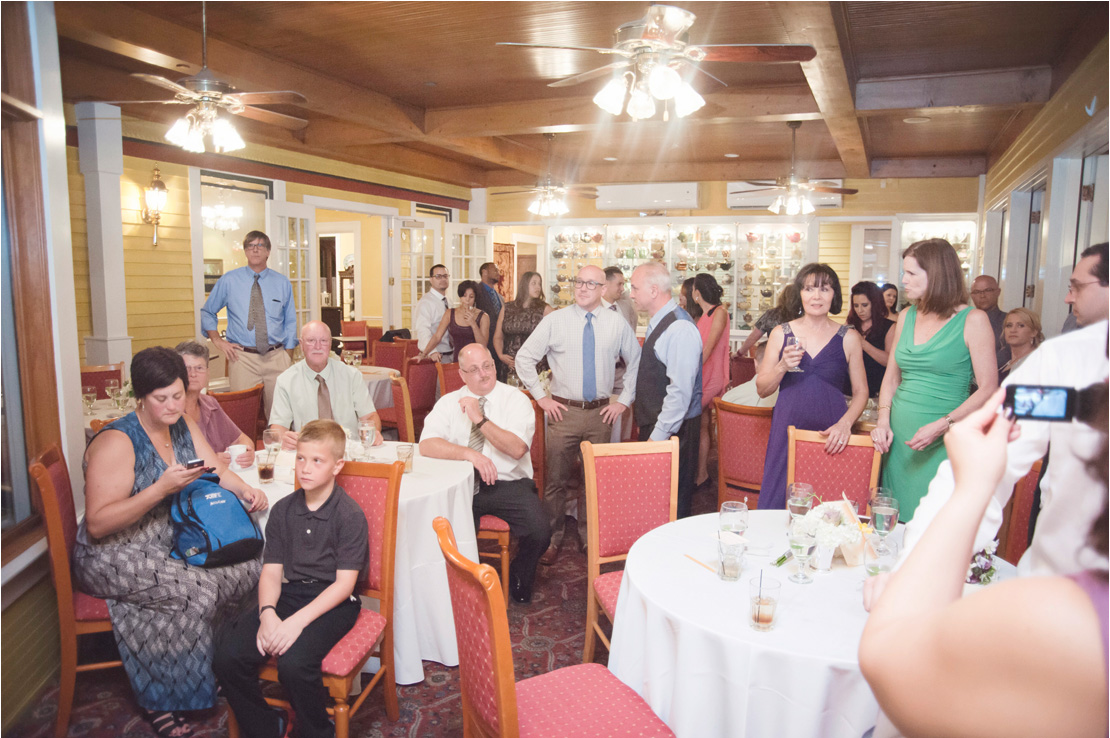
{"left": 749, "top": 576, "right": 781, "bottom": 632}
{"left": 257, "top": 450, "right": 275, "bottom": 484}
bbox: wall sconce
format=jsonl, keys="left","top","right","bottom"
{"left": 141, "top": 165, "right": 168, "bottom": 245}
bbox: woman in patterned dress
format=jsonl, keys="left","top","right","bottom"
{"left": 494, "top": 271, "right": 553, "bottom": 379}
{"left": 73, "top": 347, "right": 268, "bottom": 737}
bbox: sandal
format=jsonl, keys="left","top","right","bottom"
{"left": 142, "top": 709, "right": 195, "bottom": 738}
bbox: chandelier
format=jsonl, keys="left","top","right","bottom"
{"left": 201, "top": 202, "right": 243, "bottom": 233}
{"left": 165, "top": 102, "right": 245, "bottom": 154}
{"left": 768, "top": 192, "right": 815, "bottom": 216}
{"left": 527, "top": 189, "right": 570, "bottom": 217}
{"left": 592, "top": 58, "right": 706, "bottom": 121}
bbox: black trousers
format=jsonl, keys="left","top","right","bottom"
{"left": 472, "top": 478, "right": 551, "bottom": 593}
{"left": 641, "top": 413, "right": 701, "bottom": 519}
{"left": 213, "top": 581, "right": 360, "bottom": 738}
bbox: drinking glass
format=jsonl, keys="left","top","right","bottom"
{"left": 864, "top": 534, "right": 899, "bottom": 576}
{"left": 720, "top": 500, "right": 749, "bottom": 535}
{"left": 105, "top": 386, "right": 122, "bottom": 413}
{"left": 785, "top": 335, "right": 805, "bottom": 373}
{"left": 352, "top": 350, "right": 365, "bottom": 366}
{"left": 717, "top": 537, "right": 744, "bottom": 581}
{"left": 396, "top": 443, "right": 415, "bottom": 473}
{"left": 786, "top": 483, "right": 814, "bottom": 523}
{"left": 358, "top": 421, "right": 376, "bottom": 451}
{"left": 788, "top": 531, "right": 816, "bottom": 584}
{"left": 262, "top": 429, "right": 282, "bottom": 457}
{"left": 104, "top": 378, "right": 119, "bottom": 394}
{"left": 870, "top": 495, "right": 900, "bottom": 554}
{"left": 81, "top": 385, "right": 97, "bottom": 414}
{"left": 749, "top": 577, "right": 781, "bottom": 631}
{"left": 257, "top": 450, "right": 275, "bottom": 484}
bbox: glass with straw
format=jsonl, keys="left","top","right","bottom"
{"left": 750, "top": 572, "right": 780, "bottom": 631}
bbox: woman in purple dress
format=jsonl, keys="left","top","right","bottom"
{"left": 756, "top": 264, "right": 868, "bottom": 509}
{"left": 417, "top": 280, "right": 489, "bottom": 359}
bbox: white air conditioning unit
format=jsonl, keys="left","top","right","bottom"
{"left": 727, "top": 181, "right": 845, "bottom": 210}
{"left": 596, "top": 182, "right": 700, "bottom": 211}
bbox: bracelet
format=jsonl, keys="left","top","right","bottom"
{"left": 944, "top": 414, "right": 955, "bottom": 429}
{"left": 259, "top": 604, "right": 277, "bottom": 616}
{"left": 878, "top": 404, "right": 891, "bottom": 411}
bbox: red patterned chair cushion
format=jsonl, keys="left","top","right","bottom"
{"left": 479, "top": 515, "right": 510, "bottom": 532}
{"left": 445, "top": 555, "right": 501, "bottom": 733}
{"left": 594, "top": 453, "right": 673, "bottom": 559}
{"left": 320, "top": 608, "right": 386, "bottom": 676}
{"left": 793, "top": 439, "right": 875, "bottom": 508}
{"left": 592, "top": 571, "right": 622, "bottom": 620}
{"left": 337, "top": 473, "right": 389, "bottom": 591}
{"left": 73, "top": 591, "right": 111, "bottom": 621}
{"left": 516, "top": 662, "right": 674, "bottom": 737}
{"left": 718, "top": 410, "right": 772, "bottom": 489}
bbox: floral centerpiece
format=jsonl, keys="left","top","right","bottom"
{"left": 793, "top": 501, "right": 866, "bottom": 568}
{"left": 966, "top": 543, "right": 998, "bottom": 584}
{"left": 537, "top": 369, "right": 553, "bottom": 397}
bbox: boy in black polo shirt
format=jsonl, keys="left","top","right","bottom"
{"left": 214, "top": 420, "right": 368, "bottom": 738}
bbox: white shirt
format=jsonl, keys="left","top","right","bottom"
{"left": 414, "top": 287, "right": 451, "bottom": 356}
{"left": 420, "top": 381, "right": 535, "bottom": 482}
{"left": 269, "top": 357, "right": 376, "bottom": 435}
{"left": 901, "top": 320, "right": 1109, "bottom": 576}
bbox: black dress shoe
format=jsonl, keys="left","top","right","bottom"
{"left": 509, "top": 572, "right": 532, "bottom": 603}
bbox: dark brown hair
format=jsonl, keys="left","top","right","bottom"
{"left": 791, "top": 263, "right": 843, "bottom": 315}
{"left": 513, "top": 271, "right": 546, "bottom": 308}
{"left": 242, "top": 230, "right": 271, "bottom": 251}
{"left": 131, "top": 347, "right": 189, "bottom": 399}
{"left": 902, "top": 239, "right": 968, "bottom": 318}
{"left": 848, "top": 281, "right": 889, "bottom": 340}
{"left": 681, "top": 278, "right": 702, "bottom": 321}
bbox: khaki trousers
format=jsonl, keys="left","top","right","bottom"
{"left": 228, "top": 349, "right": 292, "bottom": 417}
{"left": 543, "top": 405, "right": 613, "bottom": 549}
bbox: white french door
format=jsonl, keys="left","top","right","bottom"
{"left": 444, "top": 223, "right": 492, "bottom": 288}
{"left": 268, "top": 200, "right": 317, "bottom": 338}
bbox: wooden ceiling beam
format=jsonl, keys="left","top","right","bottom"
{"left": 781, "top": 2, "right": 870, "bottom": 179}
{"left": 856, "top": 67, "right": 1052, "bottom": 111}
{"left": 482, "top": 159, "right": 849, "bottom": 188}
{"left": 870, "top": 157, "right": 987, "bottom": 178}
{"left": 856, "top": 103, "right": 1044, "bottom": 119}
{"left": 299, "top": 120, "right": 412, "bottom": 148}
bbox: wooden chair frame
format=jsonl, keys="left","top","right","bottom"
{"left": 211, "top": 382, "right": 264, "bottom": 443}
{"left": 786, "top": 426, "right": 881, "bottom": 506}
{"left": 30, "top": 444, "right": 123, "bottom": 738}
{"left": 380, "top": 376, "right": 416, "bottom": 443}
{"left": 436, "top": 362, "right": 464, "bottom": 396}
{"left": 713, "top": 399, "right": 774, "bottom": 509}
{"left": 581, "top": 438, "right": 678, "bottom": 663}
{"left": 228, "top": 460, "right": 404, "bottom": 738}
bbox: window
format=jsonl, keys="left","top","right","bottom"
{"left": 1, "top": 198, "right": 32, "bottom": 530}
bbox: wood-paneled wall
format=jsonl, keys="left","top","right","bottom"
{"left": 818, "top": 222, "right": 852, "bottom": 323}
{"left": 69, "top": 148, "right": 92, "bottom": 364}
{"left": 1, "top": 578, "right": 61, "bottom": 732}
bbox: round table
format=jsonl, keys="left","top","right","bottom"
{"left": 237, "top": 441, "right": 478, "bottom": 685}
{"left": 607, "top": 510, "right": 1015, "bottom": 738}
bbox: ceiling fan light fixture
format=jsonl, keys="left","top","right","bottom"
{"left": 647, "top": 63, "right": 682, "bottom": 100}
{"left": 801, "top": 197, "right": 816, "bottom": 215}
{"left": 211, "top": 116, "right": 246, "bottom": 153}
{"left": 626, "top": 81, "right": 657, "bottom": 120}
{"left": 768, "top": 196, "right": 784, "bottom": 215}
{"left": 593, "top": 77, "right": 629, "bottom": 116}
{"left": 672, "top": 81, "right": 706, "bottom": 118}
{"left": 527, "top": 190, "right": 569, "bottom": 218}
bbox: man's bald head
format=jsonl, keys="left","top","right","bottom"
{"left": 630, "top": 261, "right": 673, "bottom": 316}
{"left": 573, "top": 265, "right": 606, "bottom": 311}
{"left": 970, "top": 275, "right": 1001, "bottom": 311}
{"left": 300, "top": 321, "right": 334, "bottom": 371}
{"left": 458, "top": 343, "right": 497, "bottom": 395}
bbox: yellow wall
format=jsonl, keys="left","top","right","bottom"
{"left": 1, "top": 578, "right": 61, "bottom": 732}
{"left": 315, "top": 208, "right": 384, "bottom": 324}
{"left": 69, "top": 148, "right": 92, "bottom": 364}
{"left": 817, "top": 222, "right": 852, "bottom": 323}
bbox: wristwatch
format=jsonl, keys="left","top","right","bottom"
{"left": 476, "top": 416, "right": 489, "bottom": 430}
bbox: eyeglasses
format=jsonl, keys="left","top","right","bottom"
{"left": 431, "top": 272, "right": 450, "bottom": 279}
{"left": 573, "top": 279, "right": 604, "bottom": 290}
{"left": 244, "top": 242, "right": 269, "bottom": 251}
{"left": 460, "top": 362, "right": 496, "bottom": 375}
{"left": 1067, "top": 279, "right": 1101, "bottom": 295}
{"left": 302, "top": 338, "right": 331, "bottom": 347}
{"left": 184, "top": 364, "right": 208, "bottom": 374}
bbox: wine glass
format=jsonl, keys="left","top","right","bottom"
{"left": 720, "top": 500, "right": 749, "bottom": 536}
{"left": 104, "top": 378, "right": 120, "bottom": 396}
{"left": 786, "top": 483, "right": 814, "bottom": 523}
{"left": 358, "top": 420, "right": 376, "bottom": 452}
{"left": 262, "top": 429, "right": 282, "bottom": 458}
{"left": 81, "top": 385, "right": 97, "bottom": 415}
{"left": 865, "top": 534, "right": 899, "bottom": 577}
{"left": 870, "top": 495, "right": 900, "bottom": 554}
{"left": 785, "top": 335, "right": 806, "bottom": 373}
{"left": 788, "top": 529, "right": 816, "bottom": 584}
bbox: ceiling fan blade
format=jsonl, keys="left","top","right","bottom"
{"left": 236, "top": 105, "right": 308, "bottom": 131}
{"left": 807, "top": 185, "right": 859, "bottom": 195}
{"left": 694, "top": 44, "right": 817, "bottom": 63}
{"left": 230, "top": 91, "right": 308, "bottom": 106}
{"left": 744, "top": 180, "right": 780, "bottom": 187}
{"left": 131, "top": 73, "right": 196, "bottom": 97}
{"left": 490, "top": 190, "right": 539, "bottom": 196}
{"left": 548, "top": 62, "right": 631, "bottom": 88}
{"left": 96, "top": 99, "right": 190, "bottom": 106}
{"left": 686, "top": 63, "right": 728, "bottom": 88}
{"left": 498, "top": 42, "right": 632, "bottom": 57}
{"left": 729, "top": 188, "right": 781, "bottom": 195}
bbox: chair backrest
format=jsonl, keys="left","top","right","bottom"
{"left": 404, "top": 357, "right": 438, "bottom": 423}
{"left": 436, "top": 362, "right": 464, "bottom": 396}
{"left": 29, "top": 445, "right": 79, "bottom": 615}
{"left": 582, "top": 438, "right": 678, "bottom": 562}
{"left": 366, "top": 326, "right": 384, "bottom": 343}
{"left": 714, "top": 399, "right": 774, "bottom": 507}
{"left": 378, "top": 377, "right": 415, "bottom": 443}
{"left": 998, "top": 459, "right": 1043, "bottom": 564}
{"left": 90, "top": 418, "right": 112, "bottom": 434}
{"left": 786, "top": 426, "right": 881, "bottom": 508}
{"left": 433, "top": 517, "right": 519, "bottom": 737}
{"left": 729, "top": 356, "right": 757, "bottom": 389}
{"left": 211, "top": 383, "right": 264, "bottom": 443}
{"left": 80, "top": 362, "right": 124, "bottom": 400}
{"left": 371, "top": 341, "right": 408, "bottom": 372}
{"left": 341, "top": 320, "right": 369, "bottom": 340}
{"left": 335, "top": 460, "right": 404, "bottom": 603}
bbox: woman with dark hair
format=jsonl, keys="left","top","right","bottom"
{"left": 74, "top": 347, "right": 267, "bottom": 737}
{"left": 692, "top": 273, "right": 730, "bottom": 488}
{"left": 417, "top": 279, "right": 489, "bottom": 359}
{"left": 494, "top": 270, "right": 554, "bottom": 378}
{"left": 679, "top": 277, "right": 702, "bottom": 321}
{"left": 175, "top": 341, "right": 254, "bottom": 466}
{"left": 735, "top": 284, "right": 798, "bottom": 357}
{"left": 756, "top": 263, "right": 868, "bottom": 509}
{"left": 881, "top": 283, "right": 900, "bottom": 318}
{"left": 847, "top": 281, "right": 895, "bottom": 397}
{"left": 872, "top": 239, "right": 998, "bottom": 517}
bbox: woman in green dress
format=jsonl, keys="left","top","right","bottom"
{"left": 871, "top": 239, "right": 998, "bottom": 517}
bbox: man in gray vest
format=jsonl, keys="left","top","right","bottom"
{"left": 630, "top": 261, "right": 703, "bottom": 518}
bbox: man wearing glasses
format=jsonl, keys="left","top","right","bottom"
{"left": 516, "top": 265, "right": 641, "bottom": 562}
{"left": 415, "top": 264, "right": 453, "bottom": 362}
{"left": 970, "top": 275, "right": 1007, "bottom": 361}
{"left": 201, "top": 230, "right": 298, "bottom": 415}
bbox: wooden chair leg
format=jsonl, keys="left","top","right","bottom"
{"left": 382, "top": 645, "right": 400, "bottom": 721}
{"left": 55, "top": 631, "right": 77, "bottom": 738}
{"left": 582, "top": 588, "right": 599, "bottom": 664}
{"left": 226, "top": 705, "right": 242, "bottom": 738}
{"left": 333, "top": 699, "right": 350, "bottom": 738}
{"left": 499, "top": 538, "right": 510, "bottom": 605}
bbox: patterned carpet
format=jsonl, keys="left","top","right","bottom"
{"left": 9, "top": 485, "right": 718, "bottom": 738}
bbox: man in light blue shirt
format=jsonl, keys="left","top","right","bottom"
{"left": 201, "top": 230, "right": 298, "bottom": 414}
{"left": 630, "top": 261, "right": 703, "bottom": 518}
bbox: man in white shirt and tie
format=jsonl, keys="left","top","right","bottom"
{"left": 414, "top": 264, "right": 453, "bottom": 362}
{"left": 420, "top": 344, "right": 548, "bottom": 603}
{"left": 602, "top": 266, "right": 638, "bottom": 331}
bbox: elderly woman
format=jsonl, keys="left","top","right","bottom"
{"left": 998, "top": 307, "right": 1044, "bottom": 384}
{"left": 175, "top": 341, "right": 254, "bottom": 468}
{"left": 74, "top": 347, "right": 267, "bottom": 738}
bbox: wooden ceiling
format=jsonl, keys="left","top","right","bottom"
{"left": 54, "top": 1, "right": 1107, "bottom": 189}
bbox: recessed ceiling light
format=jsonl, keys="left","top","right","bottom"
{"left": 724, "top": 153, "right": 740, "bottom": 158}
{"left": 603, "top": 156, "right": 618, "bottom": 162}
{"left": 903, "top": 116, "right": 931, "bottom": 124}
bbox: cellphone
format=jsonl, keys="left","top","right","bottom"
{"left": 185, "top": 458, "right": 205, "bottom": 469}
{"left": 1004, "top": 384, "right": 1076, "bottom": 422}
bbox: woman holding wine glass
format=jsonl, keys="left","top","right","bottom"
{"left": 756, "top": 263, "right": 869, "bottom": 510}
{"left": 417, "top": 280, "right": 489, "bottom": 359}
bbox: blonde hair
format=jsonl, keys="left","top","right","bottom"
{"left": 1004, "top": 307, "right": 1045, "bottom": 348}
{"left": 297, "top": 419, "right": 346, "bottom": 459}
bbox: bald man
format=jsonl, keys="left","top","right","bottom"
{"left": 515, "top": 265, "right": 641, "bottom": 561}
{"left": 269, "top": 321, "right": 382, "bottom": 449}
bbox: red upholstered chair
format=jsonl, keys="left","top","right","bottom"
{"left": 433, "top": 517, "right": 675, "bottom": 738}
{"left": 227, "top": 461, "right": 404, "bottom": 738}
{"left": 436, "top": 362, "right": 464, "bottom": 396}
{"left": 30, "top": 444, "right": 122, "bottom": 738}
{"left": 997, "top": 459, "right": 1043, "bottom": 564}
{"left": 79, "top": 362, "right": 124, "bottom": 399}
{"left": 713, "top": 399, "right": 774, "bottom": 509}
{"left": 366, "top": 326, "right": 384, "bottom": 344}
{"left": 371, "top": 341, "right": 409, "bottom": 373}
{"left": 477, "top": 395, "right": 545, "bottom": 603}
{"left": 786, "top": 426, "right": 881, "bottom": 509}
{"left": 581, "top": 438, "right": 678, "bottom": 663}
{"left": 377, "top": 376, "right": 416, "bottom": 443}
{"left": 402, "top": 357, "right": 438, "bottom": 437}
{"left": 212, "top": 383, "right": 264, "bottom": 443}
{"left": 728, "top": 355, "right": 757, "bottom": 389}
{"left": 340, "top": 320, "right": 369, "bottom": 356}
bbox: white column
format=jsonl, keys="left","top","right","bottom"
{"left": 75, "top": 101, "right": 132, "bottom": 365}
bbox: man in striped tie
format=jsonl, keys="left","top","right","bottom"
{"left": 419, "top": 344, "right": 548, "bottom": 603}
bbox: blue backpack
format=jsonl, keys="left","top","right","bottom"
{"left": 169, "top": 474, "right": 263, "bottom": 567}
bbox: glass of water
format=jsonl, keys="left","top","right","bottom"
{"left": 82, "top": 385, "right": 97, "bottom": 415}
{"left": 786, "top": 483, "right": 814, "bottom": 523}
{"left": 865, "top": 534, "right": 899, "bottom": 576}
{"left": 785, "top": 335, "right": 806, "bottom": 373}
{"left": 788, "top": 530, "right": 816, "bottom": 584}
{"left": 358, "top": 420, "right": 376, "bottom": 451}
{"left": 720, "top": 500, "right": 749, "bottom": 535}
{"left": 870, "top": 495, "right": 900, "bottom": 554}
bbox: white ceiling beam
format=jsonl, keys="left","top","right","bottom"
{"left": 856, "top": 67, "right": 1052, "bottom": 111}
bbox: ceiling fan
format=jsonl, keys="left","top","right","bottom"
{"left": 498, "top": 5, "right": 816, "bottom": 119}
{"left": 491, "top": 134, "right": 597, "bottom": 216}
{"left": 100, "top": 2, "right": 308, "bottom": 139}
{"left": 732, "top": 121, "right": 859, "bottom": 214}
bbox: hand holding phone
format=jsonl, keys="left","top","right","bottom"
{"left": 1004, "top": 385, "right": 1076, "bottom": 422}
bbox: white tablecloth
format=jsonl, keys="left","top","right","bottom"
{"left": 238, "top": 441, "right": 477, "bottom": 684}
{"left": 83, "top": 399, "right": 131, "bottom": 441}
{"left": 607, "top": 510, "right": 1015, "bottom": 738}
{"left": 359, "top": 366, "right": 397, "bottom": 410}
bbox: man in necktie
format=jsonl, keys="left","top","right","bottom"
{"left": 414, "top": 264, "right": 454, "bottom": 362}
{"left": 201, "top": 230, "right": 298, "bottom": 415}
{"left": 475, "top": 262, "right": 506, "bottom": 379}
{"left": 269, "top": 321, "right": 383, "bottom": 450}
{"left": 420, "top": 344, "right": 548, "bottom": 603}
{"left": 515, "top": 265, "right": 641, "bottom": 563}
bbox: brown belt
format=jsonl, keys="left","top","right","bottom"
{"left": 552, "top": 395, "right": 608, "bottom": 410}
{"left": 240, "top": 344, "right": 285, "bottom": 354}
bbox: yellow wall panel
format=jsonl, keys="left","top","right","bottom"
{"left": 818, "top": 223, "right": 853, "bottom": 323}
{"left": 1, "top": 578, "right": 61, "bottom": 732}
